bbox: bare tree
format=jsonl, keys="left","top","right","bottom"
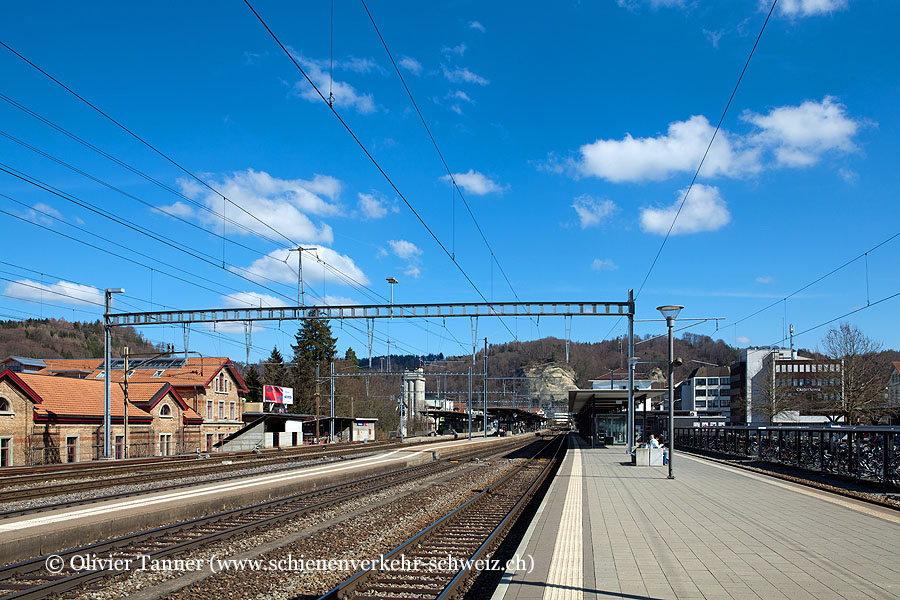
{"left": 820, "top": 323, "right": 884, "bottom": 424}
{"left": 750, "top": 357, "right": 804, "bottom": 424}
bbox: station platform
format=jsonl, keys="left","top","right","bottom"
{"left": 493, "top": 434, "right": 900, "bottom": 600}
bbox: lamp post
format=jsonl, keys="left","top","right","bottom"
{"left": 386, "top": 277, "right": 398, "bottom": 373}
{"left": 103, "top": 287, "right": 125, "bottom": 460}
{"left": 657, "top": 304, "right": 683, "bottom": 480}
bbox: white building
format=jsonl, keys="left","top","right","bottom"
{"left": 678, "top": 366, "right": 732, "bottom": 419}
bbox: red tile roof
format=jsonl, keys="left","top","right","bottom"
{"left": 17, "top": 373, "right": 153, "bottom": 422}
{"left": 88, "top": 357, "right": 248, "bottom": 392}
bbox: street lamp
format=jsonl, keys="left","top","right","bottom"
{"left": 103, "top": 287, "right": 125, "bottom": 460}
{"left": 386, "top": 277, "right": 398, "bottom": 373}
{"left": 657, "top": 304, "right": 683, "bottom": 479}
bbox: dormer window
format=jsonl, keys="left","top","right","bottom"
{"left": 160, "top": 404, "right": 172, "bottom": 418}
{"left": 152, "top": 370, "right": 165, "bottom": 378}
{"left": 95, "top": 372, "right": 105, "bottom": 379}
{"left": 0, "top": 398, "right": 10, "bottom": 414}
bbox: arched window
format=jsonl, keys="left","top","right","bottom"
{"left": 160, "top": 404, "right": 172, "bottom": 417}
{"left": 0, "top": 398, "right": 9, "bottom": 413}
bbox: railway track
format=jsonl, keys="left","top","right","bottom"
{"left": 319, "top": 434, "right": 566, "bottom": 600}
{"left": 0, "top": 436, "right": 536, "bottom": 600}
{"left": 0, "top": 441, "right": 399, "bottom": 496}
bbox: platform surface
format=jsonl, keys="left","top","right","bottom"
{"left": 494, "top": 434, "right": 900, "bottom": 600}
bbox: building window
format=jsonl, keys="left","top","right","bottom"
{"left": 229, "top": 401, "right": 236, "bottom": 420}
{"left": 66, "top": 437, "right": 78, "bottom": 463}
{"left": 216, "top": 373, "right": 228, "bottom": 393}
{"left": 696, "top": 400, "right": 707, "bottom": 408}
{"left": 0, "top": 438, "right": 10, "bottom": 467}
{"left": 696, "top": 389, "right": 707, "bottom": 397}
{"left": 0, "top": 398, "right": 10, "bottom": 414}
{"left": 115, "top": 435, "right": 124, "bottom": 460}
{"left": 206, "top": 400, "right": 213, "bottom": 420}
{"left": 219, "top": 401, "right": 225, "bottom": 419}
{"left": 160, "top": 434, "right": 172, "bottom": 456}
{"left": 696, "top": 378, "right": 706, "bottom": 386}
{"left": 160, "top": 404, "right": 172, "bottom": 418}
{"left": 206, "top": 433, "right": 213, "bottom": 452}
{"left": 152, "top": 370, "right": 165, "bottom": 378}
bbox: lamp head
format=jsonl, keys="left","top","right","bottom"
{"left": 656, "top": 305, "right": 683, "bottom": 320}
{"left": 386, "top": 277, "right": 398, "bottom": 285}
{"left": 106, "top": 288, "right": 125, "bottom": 294}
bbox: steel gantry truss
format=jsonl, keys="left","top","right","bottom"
{"left": 102, "top": 293, "right": 638, "bottom": 455}
{"left": 106, "top": 300, "right": 633, "bottom": 327}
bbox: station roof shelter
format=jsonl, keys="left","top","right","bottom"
{"left": 569, "top": 388, "right": 666, "bottom": 446}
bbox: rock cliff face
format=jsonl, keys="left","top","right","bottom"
{"left": 518, "top": 362, "right": 578, "bottom": 405}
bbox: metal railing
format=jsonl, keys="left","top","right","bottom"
{"left": 675, "top": 425, "right": 900, "bottom": 488}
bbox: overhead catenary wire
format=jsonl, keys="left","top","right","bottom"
{"left": 243, "top": 0, "right": 517, "bottom": 341}
{"left": 358, "top": 0, "right": 530, "bottom": 318}
{"left": 0, "top": 98, "right": 465, "bottom": 354}
{"left": 634, "top": 0, "right": 778, "bottom": 301}
{"left": 0, "top": 40, "right": 300, "bottom": 249}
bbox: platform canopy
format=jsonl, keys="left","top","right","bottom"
{"left": 568, "top": 388, "right": 666, "bottom": 416}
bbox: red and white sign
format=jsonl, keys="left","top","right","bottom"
{"left": 263, "top": 385, "right": 294, "bottom": 405}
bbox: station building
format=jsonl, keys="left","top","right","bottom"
{"left": 0, "top": 369, "right": 203, "bottom": 466}
{"left": 1, "top": 356, "right": 248, "bottom": 453}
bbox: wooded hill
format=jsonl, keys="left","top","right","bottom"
{"left": 0, "top": 319, "right": 160, "bottom": 360}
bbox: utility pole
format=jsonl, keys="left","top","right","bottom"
{"left": 123, "top": 346, "right": 129, "bottom": 459}
{"left": 468, "top": 366, "right": 473, "bottom": 441}
{"left": 289, "top": 246, "right": 317, "bottom": 307}
{"left": 315, "top": 362, "right": 320, "bottom": 443}
{"left": 386, "top": 277, "right": 398, "bottom": 372}
{"left": 330, "top": 361, "right": 335, "bottom": 442}
{"left": 483, "top": 337, "right": 488, "bottom": 438}
{"left": 103, "top": 287, "right": 124, "bottom": 460}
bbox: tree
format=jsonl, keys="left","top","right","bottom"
{"left": 750, "top": 357, "right": 805, "bottom": 424}
{"left": 291, "top": 318, "right": 337, "bottom": 414}
{"left": 263, "top": 346, "right": 287, "bottom": 388}
{"left": 345, "top": 347, "right": 359, "bottom": 366}
{"left": 821, "top": 322, "right": 884, "bottom": 424}
{"left": 243, "top": 364, "right": 262, "bottom": 403}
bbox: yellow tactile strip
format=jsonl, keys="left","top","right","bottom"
{"left": 542, "top": 445, "right": 583, "bottom": 600}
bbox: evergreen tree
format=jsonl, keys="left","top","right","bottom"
{"left": 243, "top": 364, "right": 262, "bottom": 403}
{"left": 263, "top": 346, "right": 287, "bottom": 388}
{"left": 291, "top": 318, "right": 337, "bottom": 414}
{"left": 344, "top": 347, "right": 359, "bottom": 368}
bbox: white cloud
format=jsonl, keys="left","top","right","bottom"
{"left": 450, "top": 105, "right": 463, "bottom": 115}
{"left": 640, "top": 184, "right": 730, "bottom": 235}
{"left": 773, "top": 0, "right": 847, "bottom": 17}
{"left": 290, "top": 51, "right": 376, "bottom": 114}
{"left": 340, "top": 56, "right": 379, "bottom": 73}
{"left": 743, "top": 96, "right": 862, "bottom": 167}
{"left": 576, "top": 115, "right": 760, "bottom": 182}
{"left": 736, "top": 335, "right": 751, "bottom": 345}
{"left": 441, "top": 170, "right": 506, "bottom": 195}
{"left": 357, "top": 192, "right": 390, "bottom": 219}
{"left": 178, "top": 169, "right": 340, "bottom": 244}
{"left": 755, "top": 276, "right": 774, "bottom": 284}
{"left": 3, "top": 279, "right": 103, "bottom": 307}
{"left": 222, "top": 292, "right": 285, "bottom": 308}
{"left": 591, "top": 258, "right": 618, "bottom": 272}
{"left": 469, "top": 21, "right": 486, "bottom": 32}
{"left": 235, "top": 246, "right": 369, "bottom": 289}
{"left": 404, "top": 266, "right": 422, "bottom": 279}
{"left": 446, "top": 90, "right": 472, "bottom": 103}
{"left": 704, "top": 29, "right": 724, "bottom": 48}
{"left": 154, "top": 201, "right": 194, "bottom": 219}
{"left": 441, "top": 64, "right": 489, "bottom": 86}
{"left": 567, "top": 97, "right": 864, "bottom": 184}
{"left": 388, "top": 240, "right": 423, "bottom": 260}
{"left": 24, "top": 202, "right": 64, "bottom": 226}
{"left": 572, "top": 195, "right": 617, "bottom": 228}
{"left": 399, "top": 56, "right": 422, "bottom": 75}
{"left": 442, "top": 43, "right": 467, "bottom": 57}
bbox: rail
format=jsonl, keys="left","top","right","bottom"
{"left": 675, "top": 425, "right": 900, "bottom": 488}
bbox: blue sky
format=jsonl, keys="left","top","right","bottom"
{"left": 1, "top": 0, "right": 898, "bottom": 364}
